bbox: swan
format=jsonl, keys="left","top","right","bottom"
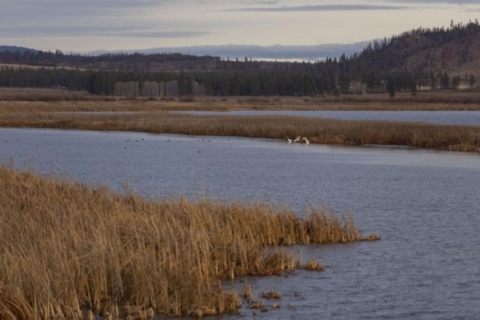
{"left": 287, "top": 137, "right": 293, "bottom": 143}
{"left": 302, "top": 137, "right": 310, "bottom": 145}
{"left": 294, "top": 136, "right": 301, "bottom": 143}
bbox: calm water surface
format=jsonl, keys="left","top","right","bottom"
{"left": 1, "top": 128, "right": 480, "bottom": 319}
{"left": 181, "top": 110, "right": 480, "bottom": 126}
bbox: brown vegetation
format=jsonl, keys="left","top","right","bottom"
{"left": 0, "top": 165, "right": 375, "bottom": 319}
{"left": 1, "top": 89, "right": 480, "bottom": 152}
{"left": 2, "top": 88, "right": 480, "bottom": 111}
{"left": 260, "top": 289, "right": 282, "bottom": 300}
{"left": 298, "top": 259, "right": 326, "bottom": 272}
{"left": 0, "top": 88, "right": 114, "bottom": 102}
{"left": 1, "top": 111, "right": 480, "bottom": 152}
{"left": 0, "top": 282, "right": 35, "bottom": 320}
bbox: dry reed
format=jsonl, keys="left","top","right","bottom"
{"left": 0, "top": 165, "right": 375, "bottom": 319}
{"left": 0, "top": 282, "right": 36, "bottom": 320}
{"left": 1, "top": 111, "right": 480, "bottom": 152}
{"left": 2, "top": 88, "right": 480, "bottom": 111}
{"left": 260, "top": 289, "right": 282, "bottom": 300}
{"left": 298, "top": 260, "right": 326, "bottom": 272}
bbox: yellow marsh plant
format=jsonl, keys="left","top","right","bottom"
{"left": 0, "top": 165, "right": 375, "bottom": 318}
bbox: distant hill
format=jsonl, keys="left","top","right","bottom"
{"left": 354, "top": 21, "right": 480, "bottom": 76}
{"left": 1, "top": 22, "right": 480, "bottom": 96}
{"left": 87, "top": 42, "right": 370, "bottom": 61}
{"left": 1, "top": 22, "right": 480, "bottom": 76}
{"left": 0, "top": 45, "right": 37, "bottom": 53}
{"left": 0, "top": 50, "right": 222, "bottom": 71}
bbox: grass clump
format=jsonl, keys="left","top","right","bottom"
{"left": 260, "top": 288, "right": 282, "bottom": 300}
{"left": 298, "top": 259, "right": 326, "bottom": 272}
{"left": 0, "top": 165, "right": 376, "bottom": 319}
{"left": 0, "top": 282, "right": 35, "bottom": 320}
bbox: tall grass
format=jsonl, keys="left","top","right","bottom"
{"left": 1, "top": 112, "right": 480, "bottom": 152}
{"left": 0, "top": 88, "right": 112, "bottom": 102}
{"left": 316, "top": 91, "right": 480, "bottom": 104}
{"left": 2, "top": 88, "right": 480, "bottom": 110}
{"left": 0, "top": 165, "right": 374, "bottom": 319}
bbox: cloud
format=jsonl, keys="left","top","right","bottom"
{"left": 1, "top": 0, "right": 168, "bottom": 9}
{"left": 0, "top": 25, "right": 209, "bottom": 38}
{"left": 0, "top": 0, "right": 168, "bottom": 22}
{"left": 243, "top": 0, "right": 280, "bottom": 4}
{"left": 386, "top": 0, "right": 480, "bottom": 4}
{"left": 226, "top": 4, "right": 407, "bottom": 12}
{"left": 123, "top": 31, "right": 210, "bottom": 38}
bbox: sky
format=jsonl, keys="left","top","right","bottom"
{"left": 1, "top": 0, "right": 479, "bottom": 58}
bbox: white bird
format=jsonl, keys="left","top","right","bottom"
{"left": 302, "top": 137, "right": 310, "bottom": 145}
{"left": 294, "top": 136, "right": 301, "bottom": 143}
{"left": 287, "top": 137, "right": 293, "bottom": 143}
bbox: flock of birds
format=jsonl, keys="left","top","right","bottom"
{"left": 123, "top": 136, "right": 308, "bottom": 147}
{"left": 287, "top": 136, "right": 310, "bottom": 145}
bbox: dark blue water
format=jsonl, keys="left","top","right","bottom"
{"left": 1, "top": 128, "right": 480, "bottom": 319}
{"left": 179, "top": 110, "right": 480, "bottom": 126}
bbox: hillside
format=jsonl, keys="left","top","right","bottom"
{"left": 355, "top": 21, "right": 480, "bottom": 76}
{"left": 1, "top": 22, "right": 479, "bottom": 96}
{"left": 0, "top": 49, "right": 222, "bottom": 71}
{"left": 1, "top": 22, "right": 480, "bottom": 77}
{"left": 0, "top": 45, "right": 37, "bottom": 53}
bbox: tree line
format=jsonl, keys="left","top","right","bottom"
{"left": 0, "top": 21, "right": 479, "bottom": 97}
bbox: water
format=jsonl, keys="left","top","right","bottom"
{"left": 1, "top": 128, "right": 480, "bottom": 319}
{"left": 179, "top": 110, "right": 480, "bottom": 126}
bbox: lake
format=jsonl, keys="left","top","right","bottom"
{"left": 1, "top": 128, "right": 480, "bottom": 319}
{"left": 179, "top": 110, "right": 480, "bottom": 126}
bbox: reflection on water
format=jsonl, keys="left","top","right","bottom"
{"left": 1, "top": 128, "right": 480, "bottom": 319}
{"left": 180, "top": 110, "right": 480, "bottom": 126}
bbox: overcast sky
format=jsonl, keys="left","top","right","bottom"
{"left": 1, "top": 0, "right": 479, "bottom": 54}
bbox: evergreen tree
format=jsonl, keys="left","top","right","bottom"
{"left": 452, "top": 76, "right": 460, "bottom": 91}
{"left": 440, "top": 73, "right": 449, "bottom": 89}
{"left": 387, "top": 76, "right": 396, "bottom": 97}
{"left": 470, "top": 74, "right": 476, "bottom": 89}
{"left": 410, "top": 78, "right": 417, "bottom": 96}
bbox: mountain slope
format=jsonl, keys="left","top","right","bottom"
{"left": 356, "top": 22, "right": 480, "bottom": 76}
{"left": 0, "top": 45, "right": 37, "bottom": 53}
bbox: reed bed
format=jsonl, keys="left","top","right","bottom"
{"left": 2, "top": 88, "right": 480, "bottom": 111}
{"left": 0, "top": 88, "right": 110, "bottom": 102}
{"left": 0, "top": 165, "right": 374, "bottom": 319}
{"left": 1, "top": 111, "right": 480, "bottom": 152}
{"left": 315, "top": 91, "right": 480, "bottom": 105}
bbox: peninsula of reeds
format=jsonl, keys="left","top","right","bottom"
{"left": 1, "top": 110, "right": 480, "bottom": 152}
{"left": 0, "top": 165, "right": 377, "bottom": 319}
{"left": 2, "top": 88, "right": 480, "bottom": 152}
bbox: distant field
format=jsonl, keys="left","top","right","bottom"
{"left": 0, "top": 63, "right": 49, "bottom": 70}
{"left": 2, "top": 87, "right": 480, "bottom": 111}
{"left": 0, "top": 63, "right": 85, "bottom": 71}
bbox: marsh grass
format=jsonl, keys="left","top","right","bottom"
{"left": 1, "top": 111, "right": 480, "bottom": 152}
{"left": 0, "top": 282, "right": 35, "bottom": 320}
{"left": 2, "top": 88, "right": 480, "bottom": 111}
{"left": 0, "top": 88, "right": 112, "bottom": 102}
{"left": 260, "top": 289, "right": 282, "bottom": 300}
{"left": 317, "top": 91, "right": 480, "bottom": 104}
{"left": 0, "top": 165, "right": 373, "bottom": 319}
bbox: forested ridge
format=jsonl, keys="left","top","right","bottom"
{"left": 1, "top": 21, "right": 479, "bottom": 97}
